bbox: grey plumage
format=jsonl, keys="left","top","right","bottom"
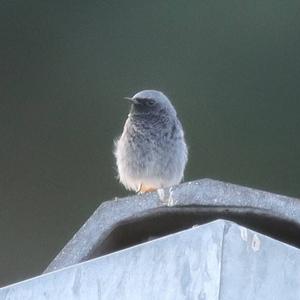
{"left": 114, "top": 90, "right": 188, "bottom": 192}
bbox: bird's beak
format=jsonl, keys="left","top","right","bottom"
{"left": 124, "top": 97, "right": 138, "bottom": 104}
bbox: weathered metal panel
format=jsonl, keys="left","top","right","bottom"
{"left": 1, "top": 220, "right": 300, "bottom": 300}
{"left": 0, "top": 221, "right": 223, "bottom": 300}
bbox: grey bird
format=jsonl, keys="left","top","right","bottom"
{"left": 114, "top": 90, "right": 188, "bottom": 193}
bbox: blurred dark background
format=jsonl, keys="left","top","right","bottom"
{"left": 0, "top": 0, "right": 300, "bottom": 287}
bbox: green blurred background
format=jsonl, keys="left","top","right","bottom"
{"left": 1, "top": 0, "right": 300, "bottom": 286}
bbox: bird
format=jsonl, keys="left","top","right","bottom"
{"left": 114, "top": 90, "right": 188, "bottom": 193}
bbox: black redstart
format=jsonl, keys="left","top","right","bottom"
{"left": 114, "top": 90, "right": 188, "bottom": 193}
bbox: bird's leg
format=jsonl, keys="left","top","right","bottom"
{"left": 137, "top": 183, "right": 142, "bottom": 194}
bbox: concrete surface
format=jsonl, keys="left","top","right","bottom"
{"left": 45, "top": 179, "right": 300, "bottom": 273}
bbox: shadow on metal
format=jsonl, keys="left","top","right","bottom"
{"left": 89, "top": 206, "right": 300, "bottom": 259}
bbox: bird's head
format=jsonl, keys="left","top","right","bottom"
{"left": 125, "top": 90, "right": 176, "bottom": 117}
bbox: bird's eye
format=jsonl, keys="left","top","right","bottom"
{"left": 147, "top": 99, "right": 155, "bottom": 106}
